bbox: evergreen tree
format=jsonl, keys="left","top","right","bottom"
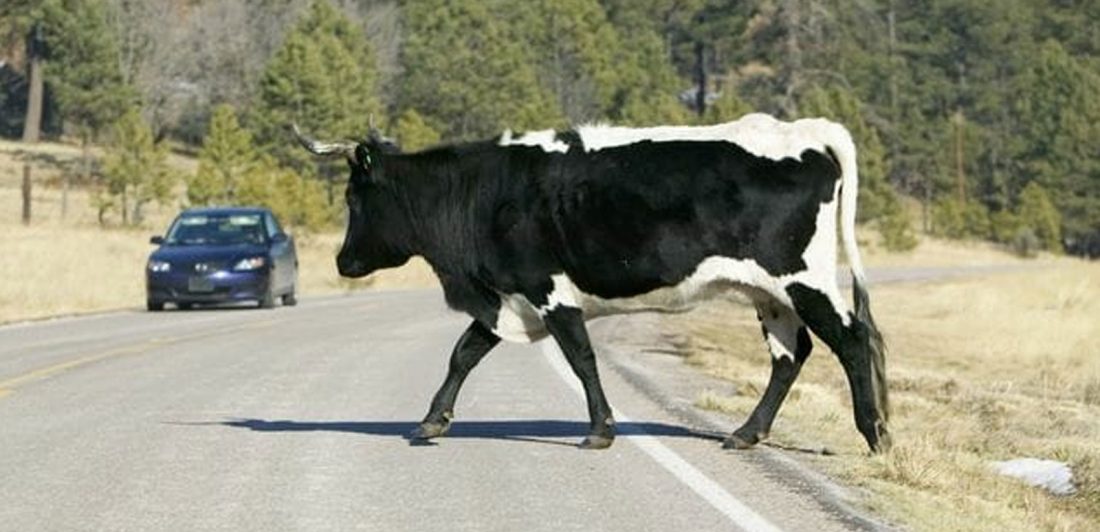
{"left": 393, "top": 109, "right": 441, "bottom": 152}
{"left": 97, "top": 108, "right": 175, "bottom": 226}
{"left": 515, "top": 0, "right": 620, "bottom": 123}
{"left": 1016, "top": 181, "right": 1062, "bottom": 252}
{"left": 1012, "top": 39, "right": 1100, "bottom": 248}
{"left": 599, "top": 0, "right": 693, "bottom": 125}
{"left": 237, "top": 158, "right": 334, "bottom": 232}
{"left": 251, "top": 0, "right": 383, "bottom": 173}
{"left": 188, "top": 104, "right": 258, "bottom": 206}
{"left": 38, "top": 0, "right": 134, "bottom": 144}
{"left": 399, "top": 0, "right": 561, "bottom": 140}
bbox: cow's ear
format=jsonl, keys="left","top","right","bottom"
{"left": 353, "top": 144, "right": 373, "bottom": 171}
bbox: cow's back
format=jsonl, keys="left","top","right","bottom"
{"left": 544, "top": 139, "right": 841, "bottom": 302}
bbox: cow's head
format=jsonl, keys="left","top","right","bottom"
{"left": 293, "top": 125, "right": 411, "bottom": 278}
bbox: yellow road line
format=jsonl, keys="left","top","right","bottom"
{"left": 0, "top": 319, "right": 280, "bottom": 399}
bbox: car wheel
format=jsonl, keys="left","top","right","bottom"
{"left": 282, "top": 288, "right": 297, "bottom": 307}
{"left": 147, "top": 300, "right": 164, "bottom": 311}
{"left": 259, "top": 286, "right": 276, "bottom": 309}
{"left": 178, "top": 302, "right": 194, "bottom": 310}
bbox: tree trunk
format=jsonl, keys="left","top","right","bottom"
{"left": 22, "top": 57, "right": 44, "bottom": 143}
{"left": 954, "top": 109, "right": 966, "bottom": 203}
{"left": 132, "top": 199, "right": 145, "bottom": 226}
{"left": 694, "top": 41, "right": 707, "bottom": 118}
{"left": 22, "top": 23, "right": 45, "bottom": 143}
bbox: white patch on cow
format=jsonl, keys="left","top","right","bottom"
{"left": 498, "top": 129, "right": 569, "bottom": 153}
{"left": 490, "top": 292, "right": 550, "bottom": 343}
{"left": 757, "top": 303, "right": 802, "bottom": 362}
{"left": 777, "top": 183, "right": 852, "bottom": 325}
{"left": 577, "top": 113, "right": 845, "bottom": 162}
{"left": 536, "top": 273, "right": 578, "bottom": 316}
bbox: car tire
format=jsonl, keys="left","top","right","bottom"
{"left": 282, "top": 288, "right": 297, "bottom": 307}
{"left": 178, "top": 302, "right": 194, "bottom": 310}
{"left": 259, "top": 286, "right": 276, "bottom": 309}
{"left": 147, "top": 300, "right": 164, "bottom": 311}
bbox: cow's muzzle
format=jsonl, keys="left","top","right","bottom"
{"left": 336, "top": 254, "right": 370, "bottom": 278}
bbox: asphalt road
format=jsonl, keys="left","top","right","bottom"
{"left": 0, "top": 287, "right": 904, "bottom": 532}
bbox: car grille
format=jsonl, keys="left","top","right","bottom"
{"left": 186, "top": 260, "right": 230, "bottom": 273}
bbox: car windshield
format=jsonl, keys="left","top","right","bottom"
{"left": 164, "top": 214, "right": 266, "bottom": 245}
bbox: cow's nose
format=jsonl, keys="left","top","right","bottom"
{"left": 336, "top": 254, "right": 366, "bottom": 277}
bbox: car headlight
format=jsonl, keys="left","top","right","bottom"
{"left": 233, "top": 257, "right": 266, "bottom": 271}
{"left": 148, "top": 260, "right": 171, "bottom": 272}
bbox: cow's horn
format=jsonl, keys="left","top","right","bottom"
{"left": 292, "top": 124, "right": 355, "bottom": 157}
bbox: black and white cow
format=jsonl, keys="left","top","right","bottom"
{"left": 294, "top": 113, "right": 891, "bottom": 452}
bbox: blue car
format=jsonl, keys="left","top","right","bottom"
{"left": 146, "top": 207, "right": 298, "bottom": 311}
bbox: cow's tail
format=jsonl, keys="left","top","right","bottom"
{"left": 829, "top": 124, "right": 890, "bottom": 426}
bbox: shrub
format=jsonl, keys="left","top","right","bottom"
{"left": 1011, "top": 227, "right": 1041, "bottom": 258}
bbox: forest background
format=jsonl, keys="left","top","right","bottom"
{"left": 0, "top": 0, "right": 1097, "bottom": 257}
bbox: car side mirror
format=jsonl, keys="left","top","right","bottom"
{"left": 150, "top": 235, "right": 164, "bottom": 245}
{"left": 271, "top": 233, "right": 289, "bottom": 244}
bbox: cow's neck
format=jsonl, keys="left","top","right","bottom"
{"left": 387, "top": 155, "right": 498, "bottom": 318}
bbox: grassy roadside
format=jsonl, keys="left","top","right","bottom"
{"left": 669, "top": 255, "right": 1100, "bottom": 531}
{"left": 0, "top": 139, "right": 438, "bottom": 325}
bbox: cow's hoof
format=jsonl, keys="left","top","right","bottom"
{"left": 578, "top": 435, "right": 614, "bottom": 450}
{"left": 869, "top": 426, "right": 893, "bottom": 454}
{"left": 411, "top": 421, "right": 450, "bottom": 440}
{"left": 722, "top": 428, "right": 764, "bottom": 450}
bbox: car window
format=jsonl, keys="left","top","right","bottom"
{"left": 265, "top": 213, "right": 283, "bottom": 239}
{"left": 165, "top": 214, "right": 266, "bottom": 245}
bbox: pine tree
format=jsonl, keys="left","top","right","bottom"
{"left": 188, "top": 104, "right": 258, "bottom": 206}
{"left": 251, "top": 0, "right": 383, "bottom": 173}
{"left": 599, "top": 0, "right": 693, "bottom": 125}
{"left": 97, "top": 108, "right": 175, "bottom": 226}
{"left": 39, "top": 0, "right": 134, "bottom": 143}
{"left": 399, "top": 0, "right": 561, "bottom": 140}
{"left": 515, "top": 0, "right": 621, "bottom": 123}
{"left": 1016, "top": 181, "right": 1062, "bottom": 252}
{"left": 393, "top": 109, "right": 441, "bottom": 152}
{"left": 1013, "top": 40, "right": 1100, "bottom": 248}
{"left": 237, "top": 157, "right": 334, "bottom": 232}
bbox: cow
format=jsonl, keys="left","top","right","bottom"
{"left": 293, "top": 113, "right": 891, "bottom": 453}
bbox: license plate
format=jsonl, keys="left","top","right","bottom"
{"left": 188, "top": 276, "right": 214, "bottom": 293}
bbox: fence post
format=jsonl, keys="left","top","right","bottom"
{"left": 22, "top": 164, "right": 32, "bottom": 225}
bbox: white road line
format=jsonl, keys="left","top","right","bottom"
{"left": 540, "top": 341, "right": 784, "bottom": 532}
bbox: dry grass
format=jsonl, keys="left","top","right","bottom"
{"left": 0, "top": 219, "right": 438, "bottom": 324}
{"left": 672, "top": 258, "right": 1100, "bottom": 531}
{"left": 0, "top": 140, "right": 437, "bottom": 324}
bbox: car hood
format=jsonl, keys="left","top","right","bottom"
{"left": 150, "top": 243, "right": 268, "bottom": 264}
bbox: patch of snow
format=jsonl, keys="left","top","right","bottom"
{"left": 990, "top": 458, "right": 1076, "bottom": 496}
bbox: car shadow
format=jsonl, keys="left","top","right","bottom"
{"left": 196, "top": 418, "right": 726, "bottom": 448}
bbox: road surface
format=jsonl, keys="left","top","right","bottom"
{"left": 0, "top": 286, "right": 909, "bottom": 531}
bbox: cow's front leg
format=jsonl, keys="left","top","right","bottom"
{"left": 725, "top": 304, "right": 812, "bottom": 449}
{"left": 413, "top": 320, "right": 500, "bottom": 440}
{"left": 541, "top": 306, "right": 616, "bottom": 450}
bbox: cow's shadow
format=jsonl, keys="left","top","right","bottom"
{"left": 210, "top": 418, "right": 725, "bottom": 448}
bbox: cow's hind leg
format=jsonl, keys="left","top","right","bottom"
{"left": 724, "top": 302, "right": 812, "bottom": 450}
{"left": 412, "top": 320, "right": 500, "bottom": 440}
{"left": 787, "top": 282, "right": 891, "bottom": 453}
{"left": 541, "top": 306, "right": 616, "bottom": 450}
